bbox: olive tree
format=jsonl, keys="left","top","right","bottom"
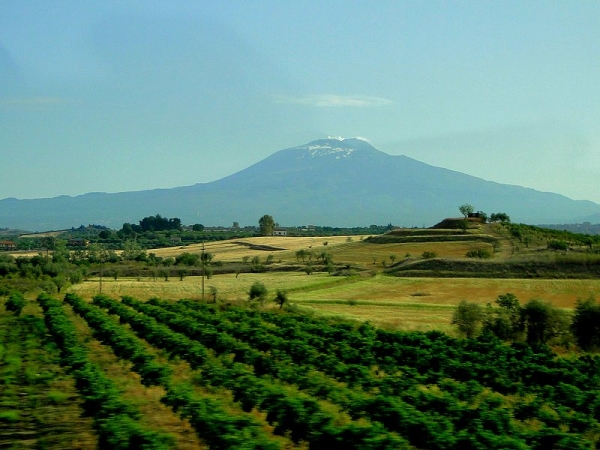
{"left": 459, "top": 203, "right": 474, "bottom": 218}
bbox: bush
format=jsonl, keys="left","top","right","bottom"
{"left": 422, "top": 251, "right": 437, "bottom": 259}
{"left": 466, "top": 249, "right": 492, "bottom": 259}
{"left": 5, "top": 291, "right": 26, "bottom": 316}
{"left": 548, "top": 240, "right": 569, "bottom": 251}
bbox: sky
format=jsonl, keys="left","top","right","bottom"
{"left": 1, "top": 1, "right": 600, "bottom": 204}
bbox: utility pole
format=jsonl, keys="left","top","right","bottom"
{"left": 201, "top": 241, "right": 205, "bottom": 300}
{"left": 99, "top": 244, "right": 105, "bottom": 294}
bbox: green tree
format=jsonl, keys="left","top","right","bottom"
{"left": 274, "top": 290, "right": 288, "bottom": 309}
{"left": 248, "top": 281, "right": 268, "bottom": 305}
{"left": 490, "top": 212, "right": 511, "bottom": 224}
{"left": 483, "top": 293, "right": 523, "bottom": 341}
{"left": 258, "top": 215, "right": 275, "bottom": 236}
{"left": 452, "top": 300, "right": 484, "bottom": 338}
{"left": 5, "top": 291, "right": 26, "bottom": 316}
{"left": 459, "top": 203, "right": 474, "bottom": 218}
{"left": 122, "top": 240, "right": 146, "bottom": 261}
{"left": 521, "top": 299, "right": 570, "bottom": 346}
{"left": 571, "top": 296, "right": 600, "bottom": 351}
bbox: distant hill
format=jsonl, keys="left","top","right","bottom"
{"left": 1, "top": 138, "right": 600, "bottom": 231}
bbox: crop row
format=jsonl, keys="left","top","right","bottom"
{"left": 64, "top": 293, "right": 281, "bottom": 450}
{"left": 139, "top": 296, "right": 600, "bottom": 449}
{"left": 92, "top": 294, "right": 410, "bottom": 449}
{"left": 37, "top": 293, "right": 172, "bottom": 449}
{"left": 155, "top": 298, "right": 600, "bottom": 412}
{"left": 122, "top": 296, "right": 587, "bottom": 449}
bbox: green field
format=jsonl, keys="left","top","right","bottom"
{"left": 4, "top": 221, "right": 600, "bottom": 447}
{"left": 2, "top": 292, "right": 600, "bottom": 448}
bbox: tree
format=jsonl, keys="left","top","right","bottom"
{"left": 490, "top": 212, "right": 511, "bottom": 224}
{"left": 459, "top": 203, "right": 474, "bottom": 218}
{"left": 248, "top": 281, "right": 268, "bottom": 305}
{"left": 521, "top": 299, "right": 569, "bottom": 346}
{"left": 259, "top": 215, "right": 275, "bottom": 236}
{"left": 571, "top": 296, "right": 600, "bottom": 350}
{"left": 483, "top": 293, "right": 523, "bottom": 341}
{"left": 274, "top": 290, "right": 288, "bottom": 309}
{"left": 452, "top": 300, "right": 484, "bottom": 338}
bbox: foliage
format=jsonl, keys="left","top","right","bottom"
{"left": 548, "top": 240, "right": 569, "bottom": 251}
{"left": 489, "top": 212, "right": 511, "bottom": 223}
{"left": 38, "top": 293, "right": 174, "bottom": 448}
{"left": 466, "top": 248, "right": 492, "bottom": 259}
{"left": 274, "top": 290, "right": 288, "bottom": 309}
{"left": 259, "top": 214, "right": 275, "bottom": 236}
{"left": 248, "top": 281, "right": 268, "bottom": 304}
{"left": 521, "top": 299, "right": 570, "bottom": 346}
{"left": 458, "top": 203, "right": 474, "bottom": 218}
{"left": 483, "top": 293, "right": 524, "bottom": 341}
{"left": 5, "top": 291, "right": 26, "bottom": 316}
{"left": 452, "top": 300, "right": 484, "bottom": 338}
{"left": 571, "top": 296, "right": 600, "bottom": 350}
{"left": 421, "top": 251, "right": 437, "bottom": 259}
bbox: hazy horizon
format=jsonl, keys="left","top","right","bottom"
{"left": 2, "top": 2, "right": 600, "bottom": 204}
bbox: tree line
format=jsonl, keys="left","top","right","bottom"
{"left": 453, "top": 293, "right": 600, "bottom": 351}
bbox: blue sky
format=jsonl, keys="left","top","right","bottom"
{"left": 2, "top": 1, "right": 600, "bottom": 204}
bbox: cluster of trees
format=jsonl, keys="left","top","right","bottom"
{"left": 458, "top": 204, "right": 511, "bottom": 224}
{"left": 453, "top": 293, "right": 600, "bottom": 350}
{"left": 505, "top": 222, "right": 600, "bottom": 250}
{"left": 121, "top": 214, "right": 182, "bottom": 235}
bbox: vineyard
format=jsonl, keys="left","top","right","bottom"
{"left": 2, "top": 294, "right": 600, "bottom": 449}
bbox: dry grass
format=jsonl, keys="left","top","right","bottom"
{"left": 329, "top": 241, "right": 494, "bottom": 266}
{"left": 151, "top": 236, "right": 359, "bottom": 262}
{"left": 68, "top": 272, "right": 600, "bottom": 331}
{"left": 149, "top": 235, "right": 495, "bottom": 268}
{"left": 68, "top": 272, "right": 335, "bottom": 302}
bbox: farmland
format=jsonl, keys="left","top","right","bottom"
{"left": 3, "top": 220, "right": 600, "bottom": 447}
{"left": 3, "top": 292, "right": 600, "bottom": 448}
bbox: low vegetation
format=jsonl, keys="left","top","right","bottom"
{"left": 2, "top": 210, "right": 600, "bottom": 446}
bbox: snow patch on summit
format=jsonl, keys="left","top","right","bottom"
{"left": 305, "top": 145, "right": 355, "bottom": 158}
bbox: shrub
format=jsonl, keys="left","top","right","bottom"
{"left": 422, "top": 251, "right": 437, "bottom": 259}
{"left": 5, "top": 291, "right": 26, "bottom": 316}
{"left": 548, "top": 240, "right": 569, "bottom": 251}
{"left": 466, "top": 249, "right": 492, "bottom": 259}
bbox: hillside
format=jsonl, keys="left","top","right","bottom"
{"left": 1, "top": 138, "right": 600, "bottom": 231}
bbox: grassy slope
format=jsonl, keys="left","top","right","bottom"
{"left": 66, "top": 222, "right": 600, "bottom": 331}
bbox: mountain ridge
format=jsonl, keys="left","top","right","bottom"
{"left": 1, "top": 138, "right": 599, "bottom": 231}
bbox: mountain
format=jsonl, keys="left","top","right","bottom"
{"left": 2, "top": 138, "right": 600, "bottom": 231}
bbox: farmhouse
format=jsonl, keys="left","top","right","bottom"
{"left": 0, "top": 240, "right": 16, "bottom": 250}
{"left": 273, "top": 228, "right": 287, "bottom": 236}
{"left": 68, "top": 238, "right": 90, "bottom": 247}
